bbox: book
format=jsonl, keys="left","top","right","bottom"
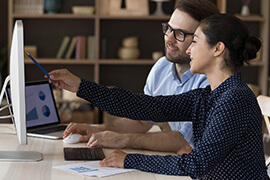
{"left": 65, "top": 36, "right": 77, "bottom": 59}
{"left": 87, "top": 36, "right": 95, "bottom": 60}
{"left": 56, "top": 36, "right": 70, "bottom": 59}
{"left": 75, "top": 36, "right": 86, "bottom": 60}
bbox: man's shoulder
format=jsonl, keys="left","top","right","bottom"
{"left": 191, "top": 73, "right": 207, "bottom": 80}
{"left": 188, "top": 73, "right": 209, "bottom": 88}
{"left": 152, "top": 56, "right": 172, "bottom": 70}
{"left": 147, "top": 57, "right": 174, "bottom": 80}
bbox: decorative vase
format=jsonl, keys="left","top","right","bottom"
{"left": 150, "top": 0, "right": 170, "bottom": 16}
{"left": 241, "top": 4, "right": 250, "bottom": 16}
{"left": 44, "top": 0, "right": 62, "bottom": 14}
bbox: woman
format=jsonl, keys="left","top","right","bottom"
{"left": 48, "top": 14, "right": 267, "bottom": 179}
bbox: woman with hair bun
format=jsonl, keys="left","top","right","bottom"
{"left": 48, "top": 14, "right": 268, "bottom": 179}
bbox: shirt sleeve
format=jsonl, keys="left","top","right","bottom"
{"left": 143, "top": 72, "right": 153, "bottom": 96}
{"left": 124, "top": 93, "right": 257, "bottom": 178}
{"left": 77, "top": 79, "right": 194, "bottom": 122}
{"left": 143, "top": 57, "right": 164, "bottom": 96}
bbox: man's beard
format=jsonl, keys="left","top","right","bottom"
{"left": 165, "top": 51, "right": 191, "bottom": 65}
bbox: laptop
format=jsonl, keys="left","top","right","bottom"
{"left": 6, "top": 80, "right": 67, "bottom": 139}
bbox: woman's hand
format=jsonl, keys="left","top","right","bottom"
{"left": 99, "top": 149, "right": 127, "bottom": 168}
{"left": 46, "top": 69, "right": 81, "bottom": 93}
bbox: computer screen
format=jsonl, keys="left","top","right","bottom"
{"left": 6, "top": 81, "right": 61, "bottom": 128}
{"left": 0, "top": 20, "right": 42, "bottom": 161}
{"left": 9, "top": 20, "right": 27, "bottom": 145}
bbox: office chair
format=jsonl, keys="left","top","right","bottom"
{"left": 257, "top": 95, "right": 270, "bottom": 167}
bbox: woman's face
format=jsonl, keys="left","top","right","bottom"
{"left": 186, "top": 27, "right": 216, "bottom": 74}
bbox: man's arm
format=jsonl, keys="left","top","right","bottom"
{"left": 88, "top": 130, "right": 192, "bottom": 154}
{"left": 100, "top": 117, "right": 153, "bottom": 133}
{"left": 63, "top": 117, "right": 153, "bottom": 140}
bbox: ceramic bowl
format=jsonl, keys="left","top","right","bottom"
{"left": 118, "top": 47, "right": 140, "bottom": 59}
{"left": 122, "top": 37, "right": 138, "bottom": 47}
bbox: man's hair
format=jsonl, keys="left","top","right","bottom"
{"left": 176, "top": 0, "right": 220, "bottom": 22}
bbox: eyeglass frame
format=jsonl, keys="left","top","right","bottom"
{"left": 162, "top": 23, "right": 194, "bottom": 42}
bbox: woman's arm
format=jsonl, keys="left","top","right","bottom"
{"left": 101, "top": 93, "right": 260, "bottom": 178}
{"left": 77, "top": 79, "right": 197, "bottom": 122}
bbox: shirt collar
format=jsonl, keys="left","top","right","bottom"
{"left": 171, "top": 63, "right": 194, "bottom": 86}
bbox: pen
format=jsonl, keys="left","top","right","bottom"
{"left": 25, "top": 52, "right": 53, "bottom": 81}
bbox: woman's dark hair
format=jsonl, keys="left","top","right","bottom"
{"left": 176, "top": 0, "right": 220, "bottom": 22}
{"left": 200, "top": 14, "right": 261, "bottom": 70}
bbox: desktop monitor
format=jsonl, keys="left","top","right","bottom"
{"left": 0, "top": 20, "right": 42, "bottom": 161}
{"left": 9, "top": 19, "right": 27, "bottom": 145}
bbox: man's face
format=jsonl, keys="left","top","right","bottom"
{"left": 165, "top": 9, "right": 200, "bottom": 65}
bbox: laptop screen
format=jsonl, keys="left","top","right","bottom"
{"left": 7, "top": 81, "right": 60, "bottom": 128}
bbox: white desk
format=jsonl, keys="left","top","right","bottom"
{"left": 0, "top": 124, "right": 191, "bottom": 180}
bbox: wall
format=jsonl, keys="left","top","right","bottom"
{"left": 0, "top": 0, "right": 7, "bottom": 47}
{"left": 0, "top": 0, "right": 8, "bottom": 87}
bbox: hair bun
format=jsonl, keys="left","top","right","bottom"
{"left": 243, "top": 37, "right": 261, "bottom": 62}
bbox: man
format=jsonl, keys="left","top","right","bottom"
{"left": 63, "top": 0, "right": 220, "bottom": 154}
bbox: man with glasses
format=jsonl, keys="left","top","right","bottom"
{"left": 64, "top": 0, "right": 220, "bottom": 154}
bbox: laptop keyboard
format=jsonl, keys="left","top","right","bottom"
{"left": 63, "top": 147, "right": 105, "bottom": 161}
{"left": 28, "top": 125, "right": 67, "bottom": 134}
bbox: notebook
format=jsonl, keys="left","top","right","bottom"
{"left": 6, "top": 80, "right": 67, "bottom": 139}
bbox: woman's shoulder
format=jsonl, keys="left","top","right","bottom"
{"left": 220, "top": 83, "right": 257, "bottom": 105}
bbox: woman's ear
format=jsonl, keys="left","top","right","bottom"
{"left": 214, "top": 42, "right": 225, "bottom": 57}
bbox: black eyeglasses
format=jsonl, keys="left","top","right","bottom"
{"left": 162, "top": 23, "right": 194, "bottom": 42}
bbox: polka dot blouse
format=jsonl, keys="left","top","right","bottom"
{"left": 77, "top": 73, "right": 268, "bottom": 179}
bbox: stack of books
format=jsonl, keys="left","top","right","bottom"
{"left": 14, "top": 0, "right": 44, "bottom": 14}
{"left": 56, "top": 35, "right": 95, "bottom": 60}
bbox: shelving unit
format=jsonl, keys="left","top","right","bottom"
{"left": 8, "top": 0, "right": 174, "bottom": 122}
{"left": 8, "top": 0, "right": 269, "bottom": 122}
{"left": 223, "top": 0, "right": 269, "bottom": 95}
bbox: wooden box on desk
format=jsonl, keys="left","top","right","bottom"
{"left": 56, "top": 89, "right": 96, "bottom": 124}
{"left": 60, "top": 111, "right": 95, "bottom": 124}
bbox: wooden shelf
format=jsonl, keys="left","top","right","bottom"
{"left": 246, "top": 61, "right": 264, "bottom": 67}
{"left": 99, "top": 15, "right": 170, "bottom": 20}
{"left": 8, "top": 0, "right": 269, "bottom": 108}
{"left": 12, "top": 14, "right": 170, "bottom": 21}
{"left": 234, "top": 14, "right": 264, "bottom": 22}
{"left": 25, "top": 59, "right": 156, "bottom": 65}
{"left": 12, "top": 13, "right": 96, "bottom": 19}
{"left": 98, "top": 59, "right": 155, "bottom": 65}
{"left": 25, "top": 59, "right": 97, "bottom": 65}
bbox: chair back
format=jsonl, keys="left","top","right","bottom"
{"left": 257, "top": 95, "right": 270, "bottom": 136}
{"left": 257, "top": 95, "right": 270, "bottom": 166}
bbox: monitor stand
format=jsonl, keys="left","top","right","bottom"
{"left": 0, "top": 76, "right": 43, "bottom": 162}
{"left": 0, "top": 151, "right": 42, "bottom": 162}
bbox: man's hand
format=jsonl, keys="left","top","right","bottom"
{"left": 87, "top": 131, "right": 129, "bottom": 149}
{"left": 99, "top": 149, "right": 127, "bottom": 168}
{"left": 63, "top": 123, "right": 103, "bottom": 142}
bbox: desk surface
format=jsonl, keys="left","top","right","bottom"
{"left": 0, "top": 124, "right": 191, "bottom": 180}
